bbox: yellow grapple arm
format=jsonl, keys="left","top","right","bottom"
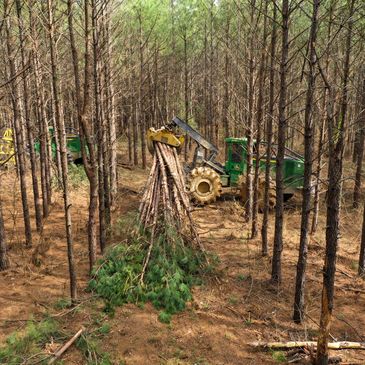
{"left": 147, "top": 127, "right": 185, "bottom": 154}
{"left": 0, "top": 128, "right": 15, "bottom": 165}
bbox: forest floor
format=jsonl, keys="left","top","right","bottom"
{"left": 1, "top": 159, "right": 365, "bottom": 364}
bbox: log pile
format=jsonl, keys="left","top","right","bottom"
{"left": 138, "top": 141, "right": 203, "bottom": 281}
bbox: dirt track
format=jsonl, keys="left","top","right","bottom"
{"left": 1, "top": 166, "right": 365, "bottom": 364}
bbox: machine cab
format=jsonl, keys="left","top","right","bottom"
{"left": 225, "top": 137, "right": 248, "bottom": 187}
{"left": 224, "top": 136, "right": 305, "bottom": 192}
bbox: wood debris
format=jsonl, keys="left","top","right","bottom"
{"left": 250, "top": 340, "right": 365, "bottom": 350}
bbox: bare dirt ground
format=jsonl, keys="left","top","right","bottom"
{"left": 1, "top": 161, "right": 365, "bottom": 364}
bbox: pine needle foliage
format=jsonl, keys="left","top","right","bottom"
{"left": 89, "top": 215, "right": 215, "bottom": 323}
{"left": 0, "top": 318, "right": 61, "bottom": 365}
{"left": 76, "top": 333, "right": 112, "bottom": 365}
{"left": 51, "top": 163, "right": 87, "bottom": 190}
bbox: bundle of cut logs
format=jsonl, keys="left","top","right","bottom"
{"left": 138, "top": 142, "right": 203, "bottom": 280}
{"left": 139, "top": 141, "right": 202, "bottom": 246}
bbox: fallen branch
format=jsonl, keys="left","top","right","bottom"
{"left": 250, "top": 341, "right": 365, "bottom": 350}
{"left": 48, "top": 327, "right": 84, "bottom": 364}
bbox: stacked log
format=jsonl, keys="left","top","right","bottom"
{"left": 138, "top": 142, "right": 203, "bottom": 282}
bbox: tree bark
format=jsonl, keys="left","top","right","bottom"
{"left": 29, "top": 0, "right": 53, "bottom": 216}
{"left": 104, "top": 5, "right": 117, "bottom": 209}
{"left": 138, "top": 9, "right": 147, "bottom": 169}
{"left": 251, "top": 0, "right": 268, "bottom": 239}
{"left": 0, "top": 197, "right": 9, "bottom": 271}
{"left": 4, "top": 0, "right": 33, "bottom": 248}
{"left": 293, "top": 0, "right": 320, "bottom": 324}
{"left": 311, "top": 102, "right": 326, "bottom": 234}
{"left": 272, "top": 0, "right": 290, "bottom": 283}
{"left": 222, "top": 13, "right": 231, "bottom": 160}
{"left": 91, "top": 0, "right": 106, "bottom": 253}
{"left": 67, "top": 0, "right": 98, "bottom": 273}
{"left": 183, "top": 32, "right": 189, "bottom": 161}
{"left": 311, "top": 1, "right": 334, "bottom": 234}
{"left": 353, "top": 74, "right": 365, "bottom": 208}
{"left": 358, "top": 198, "right": 365, "bottom": 275}
{"left": 15, "top": 0, "right": 43, "bottom": 233}
{"left": 244, "top": 0, "right": 256, "bottom": 223}
{"left": 47, "top": 0, "right": 77, "bottom": 302}
{"left": 316, "top": 1, "right": 355, "bottom": 362}
{"left": 261, "top": 1, "right": 277, "bottom": 256}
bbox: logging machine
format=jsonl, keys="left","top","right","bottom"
{"left": 0, "top": 128, "right": 15, "bottom": 167}
{"left": 34, "top": 127, "right": 84, "bottom": 165}
{"left": 147, "top": 116, "right": 305, "bottom": 207}
{"left": 0, "top": 127, "right": 84, "bottom": 166}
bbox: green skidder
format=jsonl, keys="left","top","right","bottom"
{"left": 34, "top": 128, "right": 85, "bottom": 165}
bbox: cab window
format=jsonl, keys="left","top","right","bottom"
{"left": 232, "top": 143, "right": 242, "bottom": 163}
{"left": 253, "top": 142, "right": 268, "bottom": 159}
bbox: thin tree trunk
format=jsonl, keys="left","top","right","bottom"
{"left": 203, "top": 21, "right": 209, "bottom": 142}
{"left": 4, "top": 0, "right": 32, "bottom": 248}
{"left": 316, "top": 1, "right": 355, "bottom": 362}
{"left": 127, "top": 116, "right": 133, "bottom": 163}
{"left": 209, "top": 1, "right": 217, "bottom": 146}
{"left": 91, "top": 0, "right": 106, "bottom": 253}
{"left": 293, "top": 0, "right": 320, "bottom": 324}
{"left": 252, "top": 0, "right": 268, "bottom": 239}
{"left": 183, "top": 32, "right": 189, "bottom": 161}
{"left": 261, "top": 1, "right": 277, "bottom": 256}
{"left": 138, "top": 10, "right": 146, "bottom": 169}
{"left": 67, "top": 0, "right": 98, "bottom": 273}
{"left": 311, "top": 2, "right": 334, "bottom": 234}
{"left": 0, "top": 198, "right": 9, "bottom": 271}
{"left": 222, "top": 13, "right": 231, "bottom": 160}
{"left": 130, "top": 43, "right": 139, "bottom": 167}
{"left": 101, "top": 44, "right": 111, "bottom": 235}
{"left": 272, "top": 0, "right": 290, "bottom": 283}
{"left": 105, "top": 6, "right": 117, "bottom": 208}
{"left": 358, "top": 199, "right": 365, "bottom": 275}
{"left": 311, "top": 103, "right": 326, "bottom": 234}
{"left": 47, "top": 0, "right": 77, "bottom": 302}
{"left": 15, "top": 0, "right": 42, "bottom": 233}
{"left": 353, "top": 76, "right": 365, "bottom": 208}
{"left": 32, "top": 48, "right": 51, "bottom": 218}
{"left": 244, "top": 0, "right": 256, "bottom": 223}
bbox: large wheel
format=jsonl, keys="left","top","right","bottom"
{"left": 187, "top": 167, "right": 222, "bottom": 204}
{"left": 240, "top": 175, "right": 276, "bottom": 212}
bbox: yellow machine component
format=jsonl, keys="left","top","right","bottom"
{"left": 147, "top": 127, "right": 185, "bottom": 154}
{"left": 0, "top": 128, "right": 15, "bottom": 166}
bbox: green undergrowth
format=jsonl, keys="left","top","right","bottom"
{"left": 76, "top": 333, "right": 112, "bottom": 365}
{"left": 0, "top": 318, "right": 115, "bottom": 365}
{"left": 68, "top": 164, "right": 87, "bottom": 189}
{"left": 89, "top": 214, "right": 217, "bottom": 323}
{"left": 0, "top": 318, "right": 62, "bottom": 365}
{"left": 52, "top": 163, "right": 87, "bottom": 190}
{"left": 271, "top": 350, "right": 287, "bottom": 363}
